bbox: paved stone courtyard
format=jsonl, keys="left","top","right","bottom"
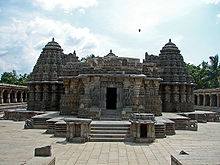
{"left": 0, "top": 118, "right": 220, "bottom": 165}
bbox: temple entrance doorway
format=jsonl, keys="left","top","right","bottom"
{"left": 106, "top": 87, "right": 117, "bottom": 109}
{"left": 140, "top": 124, "right": 147, "bottom": 138}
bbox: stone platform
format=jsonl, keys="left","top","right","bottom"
{"left": 3, "top": 109, "right": 44, "bottom": 121}
{"left": 0, "top": 119, "right": 220, "bottom": 165}
{"left": 2, "top": 110, "right": 219, "bottom": 143}
{"left": 180, "top": 111, "right": 220, "bottom": 123}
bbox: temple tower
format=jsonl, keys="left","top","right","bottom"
{"left": 158, "top": 39, "right": 195, "bottom": 112}
{"left": 145, "top": 39, "right": 195, "bottom": 112}
{"left": 27, "top": 38, "right": 79, "bottom": 111}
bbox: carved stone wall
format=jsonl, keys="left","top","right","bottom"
{"left": 59, "top": 74, "right": 162, "bottom": 119}
{"left": 144, "top": 39, "right": 195, "bottom": 112}
{"left": 27, "top": 38, "right": 75, "bottom": 111}
{"left": 28, "top": 38, "right": 194, "bottom": 117}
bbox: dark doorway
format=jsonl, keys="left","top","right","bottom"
{"left": 140, "top": 124, "right": 147, "bottom": 138}
{"left": 106, "top": 88, "right": 117, "bottom": 109}
{"left": 3, "top": 90, "right": 8, "bottom": 103}
{"left": 17, "top": 91, "right": 21, "bottom": 102}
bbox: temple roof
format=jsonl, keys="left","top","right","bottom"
{"left": 43, "top": 38, "right": 63, "bottom": 51}
{"left": 105, "top": 50, "right": 117, "bottom": 57}
{"left": 161, "top": 39, "right": 180, "bottom": 53}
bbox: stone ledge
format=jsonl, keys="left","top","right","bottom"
{"left": 25, "top": 156, "right": 55, "bottom": 165}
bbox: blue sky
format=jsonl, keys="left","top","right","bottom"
{"left": 0, "top": 0, "right": 220, "bottom": 74}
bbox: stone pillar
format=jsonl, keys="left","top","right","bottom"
{"left": 51, "top": 84, "right": 57, "bottom": 103}
{"left": 28, "top": 85, "right": 35, "bottom": 102}
{"left": 165, "top": 85, "right": 171, "bottom": 102}
{"left": 43, "top": 84, "right": 49, "bottom": 101}
{"left": 63, "top": 80, "right": 70, "bottom": 94}
{"left": 14, "top": 91, "right": 17, "bottom": 103}
{"left": 186, "top": 86, "right": 190, "bottom": 103}
{"left": 51, "top": 84, "right": 58, "bottom": 110}
{"left": 42, "top": 84, "right": 49, "bottom": 110}
{"left": 70, "top": 80, "right": 78, "bottom": 94}
{"left": 203, "top": 94, "right": 206, "bottom": 106}
{"left": 180, "top": 85, "right": 186, "bottom": 103}
{"left": 133, "top": 79, "right": 142, "bottom": 111}
{"left": 189, "top": 86, "right": 193, "bottom": 103}
{"left": 173, "top": 85, "right": 179, "bottom": 102}
{"left": 136, "top": 123, "right": 140, "bottom": 138}
{"left": 6, "top": 91, "right": 10, "bottom": 103}
{"left": 134, "top": 79, "right": 141, "bottom": 97}
{"left": 20, "top": 92, "right": 24, "bottom": 102}
{"left": 210, "top": 94, "right": 213, "bottom": 107}
{"left": 35, "top": 85, "right": 41, "bottom": 101}
{"left": 197, "top": 94, "right": 200, "bottom": 106}
{"left": 217, "top": 94, "right": 220, "bottom": 107}
{"left": 0, "top": 89, "right": 3, "bottom": 104}
{"left": 123, "top": 79, "right": 131, "bottom": 107}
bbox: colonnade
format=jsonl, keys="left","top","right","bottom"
{"left": 0, "top": 83, "right": 28, "bottom": 104}
{"left": 194, "top": 93, "right": 220, "bottom": 107}
{"left": 161, "top": 84, "right": 194, "bottom": 112}
{"left": 27, "top": 83, "right": 63, "bottom": 111}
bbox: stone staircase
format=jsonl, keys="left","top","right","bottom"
{"left": 90, "top": 122, "right": 130, "bottom": 142}
{"left": 100, "top": 109, "right": 121, "bottom": 120}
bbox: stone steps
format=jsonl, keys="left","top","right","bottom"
{"left": 91, "top": 134, "right": 127, "bottom": 138}
{"left": 100, "top": 109, "right": 121, "bottom": 120}
{"left": 90, "top": 122, "right": 130, "bottom": 142}
{"left": 0, "top": 103, "right": 27, "bottom": 110}
{"left": 100, "top": 117, "right": 121, "bottom": 121}
{"left": 91, "top": 130, "right": 129, "bottom": 134}
{"left": 91, "top": 126, "right": 129, "bottom": 130}
{"left": 90, "top": 137, "right": 126, "bottom": 142}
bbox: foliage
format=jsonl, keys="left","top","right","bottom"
{"left": 0, "top": 70, "right": 29, "bottom": 86}
{"left": 80, "top": 54, "right": 98, "bottom": 62}
{"left": 186, "top": 54, "right": 220, "bottom": 89}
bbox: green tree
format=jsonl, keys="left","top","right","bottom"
{"left": 205, "top": 54, "right": 220, "bottom": 88}
{"left": 80, "top": 54, "right": 98, "bottom": 62}
{"left": 0, "top": 70, "right": 29, "bottom": 86}
{"left": 187, "top": 54, "right": 220, "bottom": 89}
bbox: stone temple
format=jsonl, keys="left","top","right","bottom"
{"left": 27, "top": 38, "right": 195, "bottom": 120}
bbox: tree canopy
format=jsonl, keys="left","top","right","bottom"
{"left": 0, "top": 70, "right": 29, "bottom": 86}
{"left": 80, "top": 54, "right": 98, "bottom": 62}
{"left": 186, "top": 54, "right": 220, "bottom": 89}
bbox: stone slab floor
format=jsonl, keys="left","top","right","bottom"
{"left": 0, "top": 120, "right": 220, "bottom": 165}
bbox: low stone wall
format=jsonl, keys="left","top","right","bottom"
{"left": 180, "top": 111, "right": 220, "bottom": 123}
{"left": 55, "top": 121, "right": 66, "bottom": 137}
{"left": 155, "top": 122, "right": 166, "bottom": 138}
{"left": 171, "top": 155, "right": 183, "bottom": 165}
{"left": 3, "top": 110, "right": 44, "bottom": 121}
{"left": 26, "top": 157, "right": 55, "bottom": 165}
{"left": 65, "top": 118, "right": 92, "bottom": 143}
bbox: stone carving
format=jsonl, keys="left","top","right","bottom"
{"left": 130, "top": 113, "right": 156, "bottom": 143}
{"left": 28, "top": 38, "right": 194, "bottom": 119}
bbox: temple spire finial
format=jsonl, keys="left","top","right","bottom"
{"left": 110, "top": 49, "right": 112, "bottom": 53}
{"left": 169, "top": 39, "right": 171, "bottom": 42}
{"left": 52, "top": 37, "right": 54, "bottom": 42}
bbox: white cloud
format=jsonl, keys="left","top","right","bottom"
{"left": 33, "top": 0, "right": 97, "bottom": 11}
{"left": 201, "top": 0, "right": 220, "bottom": 4}
{"left": 0, "top": 50, "right": 8, "bottom": 55}
{"left": 217, "top": 13, "right": 220, "bottom": 18}
{"left": 79, "top": 8, "right": 85, "bottom": 14}
{"left": 0, "top": 17, "right": 98, "bottom": 74}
